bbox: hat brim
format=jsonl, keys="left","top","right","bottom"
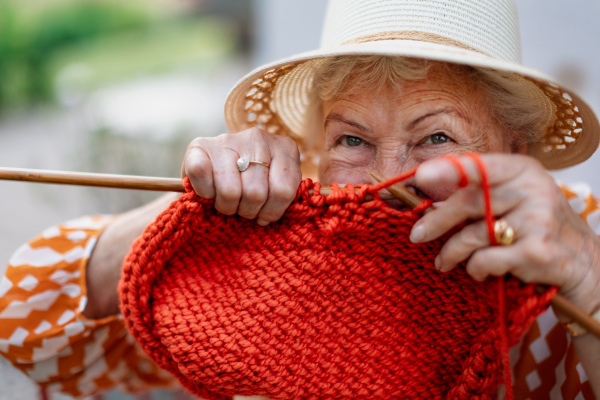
{"left": 225, "top": 40, "right": 599, "bottom": 170}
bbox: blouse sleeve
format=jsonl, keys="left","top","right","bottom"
{"left": 0, "top": 216, "right": 177, "bottom": 398}
{"left": 511, "top": 182, "right": 598, "bottom": 399}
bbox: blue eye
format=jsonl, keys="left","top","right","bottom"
{"left": 345, "top": 136, "right": 363, "bottom": 147}
{"left": 426, "top": 133, "right": 450, "bottom": 144}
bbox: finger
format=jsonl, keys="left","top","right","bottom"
{"left": 410, "top": 185, "right": 487, "bottom": 242}
{"left": 211, "top": 146, "right": 243, "bottom": 216}
{"left": 410, "top": 154, "right": 540, "bottom": 243}
{"left": 465, "top": 237, "right": 558, "bottom": 285}
{"left": 415, "top": 153, "right": 536, "bottom": 192}
{"left": 256, "top": 137, "right": 302, "bottom": 225}
{"left": 436, "top": 220, "right": 490, "bottom": 273}
{"left": 438, "top": 212, "right": 532, "bottom": 273}
{"left": 183, "top": 144, "right": 216, "bottom": 199}
{"left": 413, "top": 181, "right": 529, "bottom": 243}
{"left": 465, "top": 246, "right": 513, "bottom": 282}
{"left": 237, "top": 145, "right": 271, "bottom": 220}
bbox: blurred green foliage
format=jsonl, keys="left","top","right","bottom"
{"left": 0, "top": 1, "right": 151, "bottom": 109}
{"left": 0, "top": 0, "right": 237, "bottom": 112}
{"left": 48, "top": 17, "right": 235, "bottom": 89}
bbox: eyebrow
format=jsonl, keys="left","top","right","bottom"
{"left": 407, "top": 107, "right": 469, "bottom": 130}
{"left": 324, "top": 113, "right": 372, "bottom": 135}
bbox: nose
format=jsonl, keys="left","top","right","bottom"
{"left": 371, "top": 153, "right": 456, "bottom": 202}
{"left": 373, "top": 151, "right": 419, "bottom": 186}
{"left": 370, "top": 172, "right": 426, "bottom": 210}
{"left": 369, "top": 153, "right": 425, "bottom": 206}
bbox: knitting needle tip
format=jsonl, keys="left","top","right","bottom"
{"left": 370, "top": 172, "right": 427, "bottom": 211}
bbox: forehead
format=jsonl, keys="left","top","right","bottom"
{"left": 324, "top": 64, "right": 488, "bottom": 119}
{"left": 344, "top": 63, "right": 482, "bottom": 100}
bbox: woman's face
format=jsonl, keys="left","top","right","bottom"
{"left": 317, "top": 66, "right": 526, "bottom": 201}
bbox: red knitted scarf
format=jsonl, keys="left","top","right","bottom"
{"left": 120, "top": 157, "right": 555, "bottom": 400}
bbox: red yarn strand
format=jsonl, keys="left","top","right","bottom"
{"left": 466, "top": 153, "right": 513, "bottom": 400}
{"left": 444, "top": 156, "right": 470, "bottom": 189}
{"left": 368, "top": 169, "right": 416, "bottom": 193}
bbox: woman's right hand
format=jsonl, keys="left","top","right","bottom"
{"left": 182, "top": 127, "right": 303, "bottom": 226}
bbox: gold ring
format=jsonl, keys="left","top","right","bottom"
{"left": 237, "top": 156, "right": 270, "bottom": 172}
{"left": 493, "top": 218, "right": 515, "bottom": 246}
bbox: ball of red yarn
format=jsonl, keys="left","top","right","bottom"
{"left": 119, "top": 179, "right": 554, "bottom": 400}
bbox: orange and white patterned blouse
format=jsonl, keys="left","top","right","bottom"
{"left": 0, "top": 184, "right": 598, "bottom": 399}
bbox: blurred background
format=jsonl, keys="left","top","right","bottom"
{"left": 0, "top": 0, "right": 599, "bottom": 399}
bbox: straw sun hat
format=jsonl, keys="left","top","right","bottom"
{"left": 224, "top": 0, "right": 600, "bottom": 171}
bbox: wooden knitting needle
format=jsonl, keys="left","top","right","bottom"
{"left": 370, "top": 172, "right": 600, "bottom": 340}
{"left": 0, "top": 167, "right": 186, "bottom": 192}
{"left": 0, "top": 166, "right": 395, "bottom": 199}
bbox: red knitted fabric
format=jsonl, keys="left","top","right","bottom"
{"left": 120, "top": 178, "right": 555, "bottom": 400}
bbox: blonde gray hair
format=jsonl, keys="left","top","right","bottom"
{"left": 307, "top": 56, "right": 549, "bottom": 147}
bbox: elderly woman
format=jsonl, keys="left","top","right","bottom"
{"left": 1, "top": 0, "right": 599, "bottom": 398}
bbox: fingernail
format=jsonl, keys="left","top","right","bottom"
{"left": 410, "top": 223, "right": 425, "bottom": 243}
{"left": 440, "top": 263, "right": 455, "bottom": 273}
{"left": 434, "top": 256, "right": 441, "bottom": 270}
{"left": 257, "top": 219, "right": 270, "bottom": 226}
{"left": 471, "top": 272, "right": 486, "bottom": 282}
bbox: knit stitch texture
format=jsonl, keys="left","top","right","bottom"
{"left": 120, "top": 179, "right": 555, "bottom": 400}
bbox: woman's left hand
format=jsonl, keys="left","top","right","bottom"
{"left": 410, "top": 153, "right": 600, "bottom": 316}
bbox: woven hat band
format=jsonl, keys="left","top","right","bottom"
{"left": 341, "top": 31, "right": 486, "bottom": 56}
